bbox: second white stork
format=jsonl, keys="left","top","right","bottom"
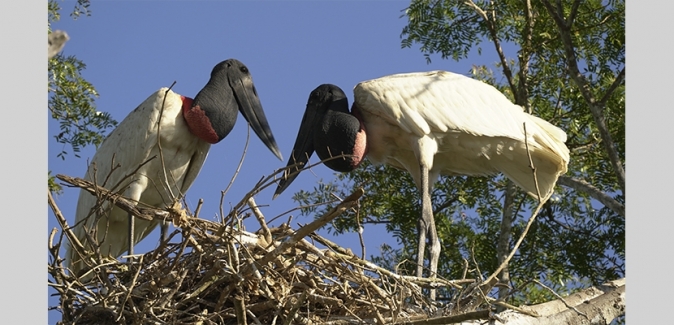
{"left": 67, "top": 59, "right": 283, "bottom": 277}
{"left": 274, "top": 70, "right": 569, "bottom": 300}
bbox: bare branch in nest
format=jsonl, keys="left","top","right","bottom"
{"left": 56, "top": 174, "right": 172, "bottom": 222}
{"left": 251, "top": 188, "right": 364, "bottom": 269}
{"left": 49, "top": 165, "right": 624, "bottom": 324}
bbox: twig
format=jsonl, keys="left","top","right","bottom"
{"left": 234, "top": 293, "right": 248, "bottom": 325}
{"left": 48, "top": 189, "right": 85, "bottom": 258}
{"left": 223, "top": 125, "right": 251, "bottom": 199}
{"left": 534, "top": 279, "right": 588, "bottom": 319}
{"left": 399, "top": 310, "right": 490, "bottom": 325}
{"left": 523, "top": 123, "right": 543, "bottom": 202}
{"left": 486, "top": 296, "right": 540, "bottom": 317}
{"left": 158, "top": 83, "right": 179, "bottom": 202}
{"left": 481, "top": 123, "right": 547, "bottom": 290}
{"left": 283, "top": 291, "right": 308, "bottom": 325}
{"left": 557, "top": 176, "right": 624, "bottom": 217}
{"left": 117, "top": 254, "right": 145, "bottom": 323}
{"left": 540, "top": 0, "right": 625, "bottom": 194}
{"left": 463, "top": 0, "right": 517, "bottom": 96}
{"left": 253, "top": 188, "right": 364, "bottom": 268}
{"left": 248, "top": 197, "right": 272, "bottom": 245}
{"left": 57, "top": 174, "right": 169, "bottom": 222}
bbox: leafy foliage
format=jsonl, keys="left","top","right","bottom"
{"left": 294, "top": 0, "right": 624, "bottom": 305}
{"left": 48, "top": 55, "right": 117, "bottom": 160}
{"left": 48, "top": 0, "right": 117, "bottom": 192}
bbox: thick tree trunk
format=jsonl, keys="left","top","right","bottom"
{"left": 495, "top": 278, "right": 625, "bottom": 325}
{"left": 409, "top": 278, "right": 625, "bottom": 325}
{"left": 497, "top": 181, "right": 517, "bottom": 306}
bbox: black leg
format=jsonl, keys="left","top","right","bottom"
{"left": 160, "top": 222, "right": 168, "bottom": 242}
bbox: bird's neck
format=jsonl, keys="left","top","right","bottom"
{"left": 316, "top": 109, "right": 368, "bottom": 172}
{"left": 350, "top": 102, "right": 364, "bottom": 121}
{"left": 180, "top": 95, "right": 194, "bottom": 109}
{"left": 181, "top": 96, "right": 220, "bottom": 144}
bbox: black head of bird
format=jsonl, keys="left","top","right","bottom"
{"left": 274, "top": 84, "right": 367, "bottom": 198}
{"left": 186, "top": 58, "right": 282, "bottom": 160}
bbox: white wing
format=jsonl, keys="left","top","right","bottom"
{"left": 68, "top": 88, "right": 210, "bottom": 274}
{"left": 354, "top": 70, "right": 569, "bottom": 163}
{"left": 353, "top": 71, "right": 569, "bottom": 200}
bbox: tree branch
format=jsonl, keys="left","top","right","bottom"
{"left": 541, "top": 0, "right": 626, "bottom": 195}
{"left": 463, "top": 0, "right": 517, "bottom": 94}
{"left": 56, "top": 174, "right": 170, "bottom": 222}
{"left": 517, "top": 0, "right": 535, "bottom": 111}
{"left": 501, "top": 278, "right": 625, "bottom": 324}
{"left": 433, "top": 197, "right": 458, "bottom": 215}
{"left": 598, "top": 67, "right": 626, "bottom": 107}
{"left": 496, "top": 181, "right": 516, "bottom": 303}
{"left": 557, "top": 176, "right": 624, "bottom": 217}
{"left": 567, "top": 0, "right": 582, "bottom": 26}
{"left": 249, "top": 188, "right": 364, "bottom": 268}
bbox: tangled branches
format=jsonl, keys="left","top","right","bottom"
{"left": 48, "top": 174, "right": 460, "bottom": 324}
{"left": 48, "top": 166, "right": 622, "bottom": 324}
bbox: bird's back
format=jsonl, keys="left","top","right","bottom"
{"left": 66, "top": 88, "right": 211, "bottom": 276}
{"left": 353, "top": 70, "right": 569, "bottom": 201}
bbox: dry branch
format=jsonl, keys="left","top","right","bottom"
{"left": 56, "top": 174, "right": 171, "bottom": 222}
{"left": 540, "top": 0, "right": 626, "bottom": 194}
{"left": 49, "top": 177, "right": 440, "bottom": 324}
{"left": 49, "top": 169, "right": 624, "bottom": 324}
{"left": 557, "top": 176, "right": 624, "bottom": 217}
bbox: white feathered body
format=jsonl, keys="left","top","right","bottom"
{"left": 353, "top": 71, "right": 569, "bottom": 201}
{"left": 67, "top": 88, "right": 210, "bottom": 274}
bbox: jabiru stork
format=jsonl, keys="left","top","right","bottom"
{"left": 66, "top": 59, "right": 283, "bottom": 277}
{"left": 274, "top": 70, "right": 569, "bottom": 300}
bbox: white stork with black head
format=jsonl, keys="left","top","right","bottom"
{"left": 67, "top": 59, "right": 283, "bottom": 277}
{"left": 274, "top": 70, "right": 569, "bottom": 300}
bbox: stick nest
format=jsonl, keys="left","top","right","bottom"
{"left": 50, "top": 172, "right": 489, "bottom": 325}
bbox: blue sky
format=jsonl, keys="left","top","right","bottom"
{"left": 46, "top": 2, "right": 508, "bottom": 323}
{"left": 48, "top": 3, "right": 446, "bottom": 257}
{"left": 39, "top": 1, "right": 645, "bottom": 324}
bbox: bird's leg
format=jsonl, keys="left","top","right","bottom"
{"left": 160, "top": 222, "right": 168, "bottom": 243}
{"left": 128, "top": 212, "right": 135, "bottom": 264}
{"left": 418, "top": 163, "right": 440, "bottom": 301}
{"left": 125, "top": 182, "right": 146, "bottom": 267}
{"left": 416, "top": 213, "right": 428, "bottom": 279}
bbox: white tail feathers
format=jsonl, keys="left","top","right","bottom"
{"left": 497, "top": 117, "right": 569, "bottom": 201}
{"left": 494, "top": 144, "right": 566, "bottom": 201}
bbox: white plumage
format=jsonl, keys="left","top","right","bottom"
{"left": 354, "top": 70, "right": 569, "bottom": 201}
{"left": 68, "top": 88, "right": 209, "bottom": 275}
{"left": 275, "top": 70, "right": 569, "bottom": 300}
{"left": 66, "top": 59, "right": 283, "bottom": 277}
{"left": 354, "top": 71, "right": 569, "bottom": 300}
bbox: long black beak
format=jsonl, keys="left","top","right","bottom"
{"left": 273, "top": 100, "right": 320, "bottom": 199}
{"left": 229, "top": 69, "right": 283, "bottom": 161}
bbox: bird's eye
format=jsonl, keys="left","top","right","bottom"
{"left": 240, "top": 66, "right": 249, "bottom": 74}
